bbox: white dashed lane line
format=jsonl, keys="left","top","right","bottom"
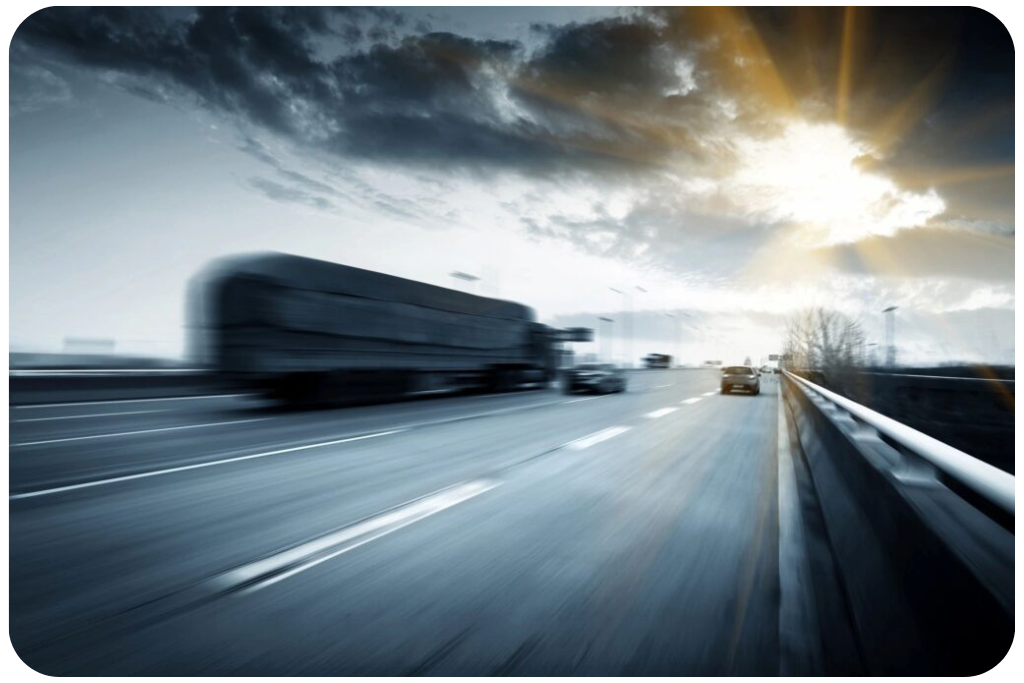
{"left": 564, "top": 426, "right": 631, "bottom": 451}
{"left": 681, "top": 397, "right": 703, "bottom": 405}
{"left": 645, "top": 407, "right": 678, "bottom": 419}
{"left": 703, "top": 391, "right": 717, "bottom": 397}
{"left": 212, "top": 479, "right": 500, "bottom": 591}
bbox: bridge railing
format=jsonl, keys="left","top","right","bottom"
{"left": 780, "top": 370, "right": 1013, "bottom": 675}
{"left": 784, "top": 370, "right": 1014, "bottom": 517}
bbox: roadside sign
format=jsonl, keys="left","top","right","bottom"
{"left": 769, "top": 354, "right": 779, "bottom": 361}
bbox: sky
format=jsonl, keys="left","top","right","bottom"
{"left": 8, "top": 6, "right": 1016, "bottom": 365}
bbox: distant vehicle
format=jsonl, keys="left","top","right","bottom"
{"left": 643, "top": 353, "right": 672, "bottom": 369}
{"left": 192, "top": 253, "right": 590, "bottom": 403}
{"left": 564, "top": 363, "right": 627, "bottom": 394}
{"left": 721, "top": 365, "right": 760, "bottom": 395}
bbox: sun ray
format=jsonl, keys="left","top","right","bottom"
{"left": 836, "top": 6, "right": 857, "bottom": 125}
{"left": 687, "top": 6, "right": 796, "bottom": 115}
{"left": 866, "top": 56, "right": 952, "bottom": 156}
{"left": 890, "top": 164, "right": 1015, "bottom": 190}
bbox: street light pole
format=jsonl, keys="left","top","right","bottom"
{"left": 865, "top": 342, "right": 879, "bottom": 366}
{"left": 882, "top": 306, "right": 898, "bottom": 367}
{"left": 610, "top": 285, "right": 646, "bottom": 368}
{"left": 690, "top": 324, "right": 704, "bottom": 364}
{"left": 609, "top": 288, "right": 628, "bottom": 367}
{"left": 665, "top": 312, "right": 683, "bottom": 367}
{"left": 598, "top": 317, "right": 614, "bottom": 363}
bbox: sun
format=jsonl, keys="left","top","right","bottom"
{"left": 728, "top": 121, "right": 945, "bottom": 246}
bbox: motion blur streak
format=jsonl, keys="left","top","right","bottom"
{"left": 220, "top": 479, "right": 500, "bottom": 591}
{"left": 10, "top": 370, "right": 785, "bottom": 675}
{"left": 13, "top": 417, "right": 268, "bottom": 447}
{"left": 10, "top": 429, "right": 405, "bottom": 500}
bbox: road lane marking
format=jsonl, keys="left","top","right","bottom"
{"left": 681, "top": 397, "right": 703, "bottom": 405}
{"left": 10, "top": 391, "right": 616, "bottom": 496}
{"left": 8, "top": 429, "right": 405, "bottom": 500}
{"left": 565, "top": 426, "right": 630, "bottom": 451}
{"left": 213, "top": 479, "right": 499, "bottom": 591}
{"left": 645, "top": 407, "right": 678, "bottom": 419}
{"left": 12, "top": 409, "right": 167, "bottom": 423}
{"left": 10, "top": 393, "right": 255, "bottom": 409}
{"left": 9, "top": 369, "right": 206, "bottom": 376}
{"left": 652, "top": 384, "right": 673, "bottom": 389}
{"left": 12, "top": 418, "right": 270, "bottom": 447}
{"left": 703, "top": 391, "right": 717, "bottom": 397}
{"left": 399, "top": 395, "right": 607, "bottom": 431}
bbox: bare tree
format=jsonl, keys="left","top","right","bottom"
{"left": 783, "top": 308, "right": 865, "bottom": 374}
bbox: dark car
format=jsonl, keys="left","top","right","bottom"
{"left": 721, "top": 365, "right": 760, "bottom": 395}
{"left": 564, "top": 363, "right": 627, "bottom": 394}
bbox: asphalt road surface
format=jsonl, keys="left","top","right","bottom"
{"left": 10, "top": 369, "right": 784, "bottom": 675}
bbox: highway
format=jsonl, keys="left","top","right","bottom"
{"left": 10, "top": 369, "right": 785, "bottom": 675}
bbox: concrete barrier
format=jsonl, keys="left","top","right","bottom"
{"left": 781, "top": 373, "right": 1013, "bottom": 675}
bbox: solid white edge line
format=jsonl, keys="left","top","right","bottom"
{"left": 13, "top": 409, "right": 167, "bottom": 423}
{"left": 9, "top": 390, "right": 612, "bottom": 496}
{"left": 11, "top": 393, "right": 254, "bottom": 409}
{"left": 12, "top": 418, "right": 270, "bottom": 447}
{"left": 9, "top": 429, "right": 405, "bottom": 500}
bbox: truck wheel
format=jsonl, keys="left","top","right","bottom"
{"left": 492, "top": 369, "right": 514, "bottom": 393}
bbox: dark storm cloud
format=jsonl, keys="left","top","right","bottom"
{"left": 527, "top": 19, "right": 671, "bottom": 94}
{"left": 17, "top": 6, "right": 1014, "bottom": 166}
{"left": 12, "top": 6, "right": 1013, "bottom": 282}
{"left": 14, "top": 6, "right": 1011, "bottom": 174}
{"left": 20, "top": 4, "right": 1013, "bottom": 189}
{"left": 12, "top": 7, "right": 695, "bottom": 172}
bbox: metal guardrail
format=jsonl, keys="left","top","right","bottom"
{"left": 784, "top": 370, "right": 1015, "bottom": 517}
{"left": 857, "top": 371, "right": 1015, "bottom": 384}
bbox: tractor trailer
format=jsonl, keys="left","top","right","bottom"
{"left": 190, "top": 253, "right": 590, "bottom": 403}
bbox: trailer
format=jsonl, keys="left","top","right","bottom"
{"left": 190, "top": 253, "right": 586, "bottom": 403}
{"left": 643, "top": 353, "right": 673, "bottom": 369}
